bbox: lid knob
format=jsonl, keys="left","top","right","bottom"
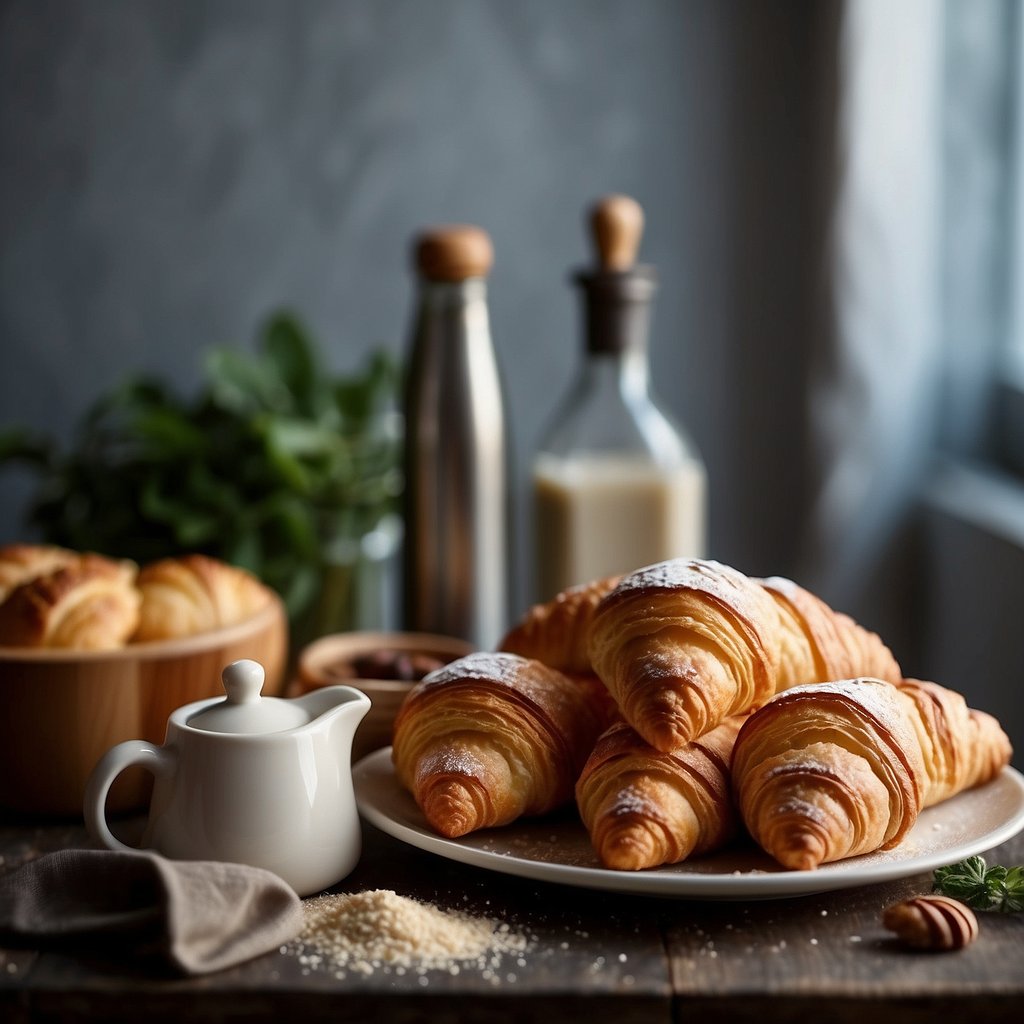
{"left": 222, "top": 660, "right": 265, "bottom": 705}
{"left": 187, "top": 659, "right": 311, "bottom": 734}
{"left": 414, "top": 224, "right": 493, "bottom": 282}
{"left": 589, "top": 194, "right": 644, "bottom": 271}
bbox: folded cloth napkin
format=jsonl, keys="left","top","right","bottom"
{"left": 0, "top": 849, "right": 303, "bottom": 975}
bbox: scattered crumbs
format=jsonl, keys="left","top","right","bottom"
{"left": 849, "top": 935, "right": 862, "bottom": 943}
{"left": 560, "top": 941, "right": 569, "bottom": 950}
{"left": 778, "top": 940, "right": 787, "bottom": 949}
{"left": 820, "top": 910, "right": 828, "bottom": 917}
{"left": 809, "top": 938, "right": 818, "bottom": 945}
{"left": 618, "top": 953, "right": 628, "bottom": 963}
{"left": 285, "top": 889, "right": 533, "bottom": 983}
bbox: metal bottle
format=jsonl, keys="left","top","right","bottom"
{"left": 401, "top": 225, "right": 510, "bottom": 649}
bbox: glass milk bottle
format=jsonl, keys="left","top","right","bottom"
{"left": 533, "top": 195, "right": 706, "bottom": 600}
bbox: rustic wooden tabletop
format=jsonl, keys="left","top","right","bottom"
{"left": 1, "top": 812, "right": 1022, "bottom": 1023}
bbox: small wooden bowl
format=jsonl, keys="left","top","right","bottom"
{"left": 295, "top": 631, "right": 475, "bottom": 763}
{"left": 0, "top": 594, "right": 288, "bottom": 818}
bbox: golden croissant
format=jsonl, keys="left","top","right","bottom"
{"left": 587, "top": 558, "right": 901, "bottom": 751}
{"left": 0, "top": 554, "right": 139, "bottom": 650}
{"left": 499, "top": 576, "right": 621, "bottom": 675}
{"left": 132, "top": 554, "right": 271, "bottom": 641}
{"left": 575, "top": 716, "right": 742, "bottom": 871}
{"left": 731, "top": 676, "right": 1012, "bottom": 870}
{"left": 0, "top": 544, "right": 77, "bottom": 603}
{"left": 392, "top": 652, "right": 614, "bottom": 839}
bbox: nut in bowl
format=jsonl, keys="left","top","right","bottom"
{"left": 0, "top": 548, "right": 288, "bottom": 817}
{"left": 295, "top": 631, "right": 475, "bottom": 764}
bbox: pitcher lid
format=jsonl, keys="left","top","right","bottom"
{"left": 188, "top": 660, "right": 310, "bottom": 735}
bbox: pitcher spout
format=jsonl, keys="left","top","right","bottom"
{"left": 296, "top": 684, "right": 372, "bottom": 731}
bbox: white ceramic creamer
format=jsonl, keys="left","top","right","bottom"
{"left": 84, "top": 659, "right": 370, "bottom": 896}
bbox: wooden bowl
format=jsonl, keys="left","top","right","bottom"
{"left": 295, "top": 631, "right": 475, "bottom": 764}
{"left": 0, "top": 594, "right": 288, "bottom": 818}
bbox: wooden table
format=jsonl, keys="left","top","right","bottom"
{"left": 1, "top": 813, "right": 1022, "bottom": 1023}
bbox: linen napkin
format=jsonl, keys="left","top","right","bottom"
{"left": 0, "top": 848, "right": 303, "bottom": 975}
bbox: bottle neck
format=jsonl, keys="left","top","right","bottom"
{"left": 576, "top": 265, "right": 657, "bottom": 403}
{"left": 580, "top": 346, "right": 651, "bottom": 404}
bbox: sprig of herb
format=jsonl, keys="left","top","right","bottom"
{"left": 0, "top": 312, "right": 402, "bottom": 629}
{"left": 933, "top": 856, "right": 1024, "bottom": 913}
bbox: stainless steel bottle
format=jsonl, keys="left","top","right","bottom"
{"left": 401, "top": 225, "right": 509, "bottom": 648}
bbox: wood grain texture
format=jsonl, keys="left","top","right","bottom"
{"left": 0, "top": 815, "right": 1021, "bottom": 1023}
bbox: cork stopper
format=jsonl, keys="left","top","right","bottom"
{"left": 414, "top": 225, "right": 493, "bottom": 282}
{"left": 588, "top": 195, "right": 644, "bottom": 271}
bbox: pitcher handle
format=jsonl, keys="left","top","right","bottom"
{"left": 83, "top": 741, "right": 176, "bottom": 853}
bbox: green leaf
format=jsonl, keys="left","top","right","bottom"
{"left": 205, "top": 347, "right": 291, "bottom": 416}
{"left": 933, "top": 856, "right": 1024, "bottom": 913}
{"left": 262, "top": 312, "right": 326, "bottom": 417}
{"left": 0, "top": 429, "right": 53, "bottom": 466}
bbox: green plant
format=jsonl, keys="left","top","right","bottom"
{"left": 0, "top": 312, "right": 402, "bottom": 624}
{"left": 933, "top": 856, "right": 1024, "bottom": 913}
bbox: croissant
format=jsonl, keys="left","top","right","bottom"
{"left": 132, "top": 554, "right": 272, "bottom": 641}
{"left": 587, "top": 558, "right": 900, "bottom": 751}
{"left": 895, "top": 677, "right": 1012, "bottom": 808}
{"left": 499, "top": 576, "right": 621, "bottom": 674}
{"left": 392, "top": 652, "right": 614, "bottom": 838}
{"left": 0, "top": 554, "right": 139, "bottom": 650}
{"left": 0, "top": 544, "right": 77, "bottom": 603}
{"left": 575, "top": 716, "right": 742, "bottom": 871}
{"left": 731, "top": 677, "right": 1012, "bottom": 870}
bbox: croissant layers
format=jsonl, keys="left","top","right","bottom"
{"left": 731, "top": 677, "right": 1012, "bottom": 870}
{"left": 587, "top": 559, "right": 901, "bottom": 752}
{"left": 575, "top": 717, "right": 742, "bottom": 871}
{"left": 392, "top": 652, "right": 615, "bottom": 838}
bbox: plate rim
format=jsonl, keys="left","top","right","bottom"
{"left": 353, "top": 748, "right": 1024, "bottom": 899}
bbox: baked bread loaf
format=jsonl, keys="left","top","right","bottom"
{"left": 0, "top": 554, "right": 139, "bottom": 650}
{"left": 392, "top": 652, "right": 615, "bottom": 838}
{"left": 587, "top": 558, "right": 900, "bottom": 751}
{"left": 731, "top": 676, "right": 1012, "bottom": 870}
{"left": 575, "top": 716, "right": 742, "bottom": 871}
{"left": 0, "top": 544, "right": 77, "bottom": 603}
{"left": 133, "top": 554, "right": 272, "bottom": 641}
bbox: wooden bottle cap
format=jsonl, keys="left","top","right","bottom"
{"left": 414, "top": 225, "right": 493, "bottom": 282}
{"left": 588, "top": 194, "right": 644, "bottom": 271}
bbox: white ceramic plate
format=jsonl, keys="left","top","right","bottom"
{"left": 353, "top": 748, "right": 1024, "bottom": 899}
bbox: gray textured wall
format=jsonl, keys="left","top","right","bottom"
{"left": 0, "top": 0, "right": 830, "bottom": 612}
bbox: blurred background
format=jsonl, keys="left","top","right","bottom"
{"left": 1, "top": 0, "right": 1022, "bottom": 759}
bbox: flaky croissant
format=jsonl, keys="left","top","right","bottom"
{"left": 731, "top": 677, "right": 1012, "bottom": 870}
{"left": 132, "top": 554, "right": 272, "bottom": 641}
{"left": 0, "top": 554, "right": 139, "bottom": 650}
{"left": 499, "top": 576, "right": 621, "bottom": 675}
{"left": 587, "top": 559, "right": 900, "bottom": 752}
{"left": 0, "top": 544, "right": 77, "bottom": 603}
{"left": 575, "top": 716, "right": 742, "bottom": 871}
{"left": 392, "top": 652, "right": 614, "bottom": 838}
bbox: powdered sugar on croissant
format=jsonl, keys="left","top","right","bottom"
{"left": 731, "top": 676, "right": 1012, "bottom": 870}
{"left": 588, "top": 558, "right": 901, "bottom": 751}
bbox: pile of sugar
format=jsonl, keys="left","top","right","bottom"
{"left": 289, "top": 889, "right": 531, "bottom": 978}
